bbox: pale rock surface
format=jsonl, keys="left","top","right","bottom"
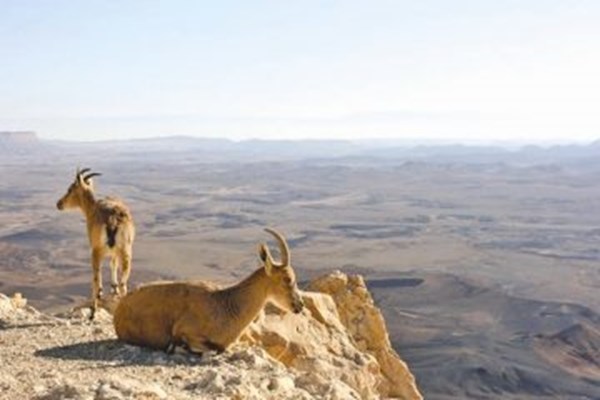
{"left": 309, "top": 271, "right": 423, "bottom": 400}
{"left": 244, "top": 271, "right": 423, "bottom": 399}
{"left": 245, "top": 293, "right": 380, "bottom": 399}
{"left": 0, "top": 272, "right": 422, "bottom": 399}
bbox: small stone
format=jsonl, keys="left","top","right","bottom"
{"left": 93, "top": 327, "right": 104, "bottom": 335}
{"left": 268, "top": 376, "right": 295, "bottom": 392}
{"left": 142, "top": 384, "right": 167, "bottom": 399}
{"left": 33, "top": 384, "right": 45, "bottom": 393}
{"left": 11, "top": 293, "right": 27, "bottom": 309}
{"left": 96, "top": 382, "right": 122, "bottom": 400}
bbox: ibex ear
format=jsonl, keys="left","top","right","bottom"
{"left": 259, "top": 243, "right": 268, "bottom": 263}
{"left": 259, "top": 243, "right": 274, "bottom": 276}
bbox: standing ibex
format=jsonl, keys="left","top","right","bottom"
{"left": 113, "top": 228, "right": 304, "bottom": 354}
{"left": 57, "top": 167, "right": 135, "bottom": 320}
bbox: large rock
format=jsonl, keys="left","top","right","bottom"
{"left": 245, "top": 293, "right": 379, "bottom": 398}
{"left": 244, "top": 271, "right": 423, "bottom": 399}
{"left": 0, "top": 292, "right": 43, "bottom": 327}
{"left": 0, "top": 271, "right": 422, "bottom": 399}
{"left": 309, "top": 271, "right": 422, "bottom": 400}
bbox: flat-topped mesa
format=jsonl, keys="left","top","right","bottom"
{"left": 113, "top": 228, "right": 304, "bottom": 354}
{"left": 56, "top": 167, "right": 135, "bottom": 320}
{"left": 0, "top": 131, "right": 38, "bottom": 143}
{"left": 0, "top": 131, "right": 39, "bottom": 152}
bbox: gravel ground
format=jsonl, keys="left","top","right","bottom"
{"left": 0, "top": 294, "right": 360, "bottom": 400}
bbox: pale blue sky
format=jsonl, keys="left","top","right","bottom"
{"left": 1, "top": 0, "right": 599, "bottom": 143}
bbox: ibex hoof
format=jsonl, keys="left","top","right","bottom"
{"left": 110, "top": 284, "right": 119, "bottom": 295}
{"left": 165, "top": 342, "right": 176, "bottom": 354}
{"left": 118, "top": 284, "right": 127, "bottom": 296}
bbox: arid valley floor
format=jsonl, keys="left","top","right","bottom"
{"left": 1, "top": 135, "right": 599, "bottom": 399}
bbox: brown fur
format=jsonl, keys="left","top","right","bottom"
{"left": 57, "top": 168, "right": 135, "bottom": 320}
{"left": 113, "top": 228, "right": 304, "bottom": 354}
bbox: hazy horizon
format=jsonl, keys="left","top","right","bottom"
{"left": 2, "top": 1, "right": 599, "bottom": 143}
{"left": 3, "top": 130, "right": 599, "bottom": 148}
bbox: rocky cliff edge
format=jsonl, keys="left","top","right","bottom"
{"left": 0, "top": 271, "right": 422, "bottom": 399}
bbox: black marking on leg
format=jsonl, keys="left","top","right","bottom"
{"left": 106, "top": 225, "right": 118, "bottom": 248}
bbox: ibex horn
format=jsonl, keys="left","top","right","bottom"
{"left": 264, "top": 228, "right": 290, "bottom": 267}
{"left": 83, "top": 172, "right": 102, "bottom": 183}
{"left": 77, "top": 167, "right": 91, "bottom": 177}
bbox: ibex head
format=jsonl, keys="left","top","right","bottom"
{"left": 259, "top": 228, "right": 304, "bottom": 314}
{"left": 56, "top": 167, "right": 102, "bottom": 210}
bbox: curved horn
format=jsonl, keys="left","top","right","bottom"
{"left": 264, "top": 228, "right": 290, "bottom": 267}
{"left": 78, "top": 168, "right": 91, "bottom": 177}
{"left": 83, "top": 172, "right": 102, "bottom": 183}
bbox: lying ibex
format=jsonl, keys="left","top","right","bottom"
{"left": 57, "top": 167, "right": 135, "bottom": 319}
{"left": 113, "top": 228, "right": 304, "bottom": 354}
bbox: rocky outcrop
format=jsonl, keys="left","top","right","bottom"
{"left": 0, "top": 292, "right": 44, "bottom": 327}
{"left": 245, "top": 271, "right": 423, "bottom": 399}
{"left": 245, "top": 293, "right": 381, "bottom": 398}
{"left": 0, "top": 272, "right": 422, "bottom": 399}
{"left": 309, "top": 271, "right": 422, "bottom": 399}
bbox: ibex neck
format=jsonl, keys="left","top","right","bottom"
{"left": 218, "top": 268, "right": 271, "bottom": 339}
{"left": 79, "top": 189, "right": 97, "bottom": 219}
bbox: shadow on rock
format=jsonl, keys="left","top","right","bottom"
{"left": 1, "top": 321, "right": 61, "bottom": 330}
{"left": 34, "top": 339, "right": 203, "bottom": 367}
{"left": 35, "top": 339, "right": 129, "bottom": 361}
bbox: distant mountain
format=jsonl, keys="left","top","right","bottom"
{"left": 357, "top": 143, "right": 510, "bottom": 162}
{"left": 0, "top": 131, "right": 40, "bottom": 153}
{"left": 3, "top": 133, "right": 600, "bottom": 165}
{"left": 43, "top": 136, "right": 361, "bottom": 162}
{"left": 357, "top": 140, "right": 600, "bottom": 165}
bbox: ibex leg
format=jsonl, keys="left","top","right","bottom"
{"left": 118, "top": 248, "right": 132, "bottom": 296}
{"left": 90, "top": 248, "right": 104, "bottom": 320}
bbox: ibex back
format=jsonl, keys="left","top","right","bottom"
{"left": 57, "top": 168, "right": 135, "bottom": 319}
{"left": 113, "top": 228, "right": 304, "bottom": 354}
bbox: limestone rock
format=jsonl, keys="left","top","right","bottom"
{"left": 244, "top": 272, "right": 423, "bottom": 399}
{"left": 309, "top": 271, "right": 423, "bottom": 400}
{"left": 0, "top": 272, "right": 422, "bottom": 400}
{"left": 245, "top": 292, "right": 380, "bottom": 398}
{"left": 10, "top": 292, "right": 27, "bottom": 309}
{"left": 0, "top": 292, "right": 45, "bottom": 327}
{"left": 94, "top": 377, "right": 167, "bottom": 399}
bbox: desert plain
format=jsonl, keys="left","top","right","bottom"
{"left": 1, "top": 135, "right": 599, "bottom": 399}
